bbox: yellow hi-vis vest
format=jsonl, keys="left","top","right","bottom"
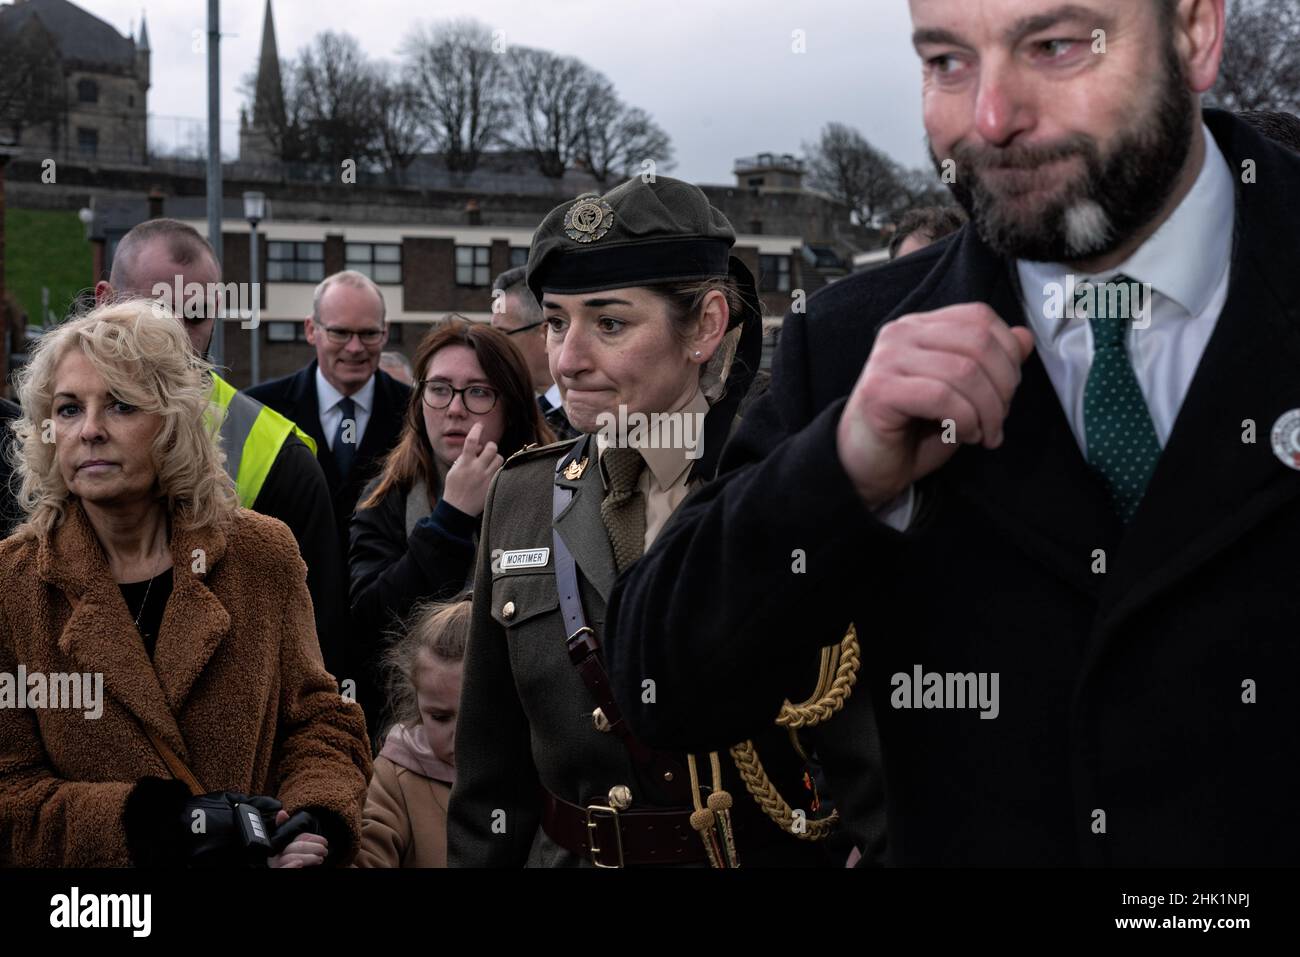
{"left": 209, "top": 373, "right": 318, "bottom": 508}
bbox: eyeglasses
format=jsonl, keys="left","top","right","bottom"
{"left": 420, "top": 380, "right": 499, "bottom": 414}
{"left": 503, "top": 321, "right": 545, "bottom": 336}
{"left": 323, "top": 326, "right": 386, "bottom": 345}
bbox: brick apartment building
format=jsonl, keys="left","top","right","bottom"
{"left": 62, "top": 146, "right": 871, "bottom": 389}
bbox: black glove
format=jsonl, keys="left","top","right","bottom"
{"left": 123, "top": 778, "right": 284, "bottom": 868}
{"left": 269, "top": 809, "right": 322, "bottom": 854}
{"left": 182, "top": 791, "right": 283, "bottom": 868}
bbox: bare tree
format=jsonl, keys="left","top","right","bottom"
{"left": 805, "top": 122, "right": 908, "bottom": 224}
{"left": 238, "top": 19, "right": 676, "bottom": 185}
{"left": 503, "top": 47, "right": 591, "bottom": 179}
{"left": 292, "top": 31, "right": 382, "bottom": 167}
{"left": 0, "top": 18, "right": 65, "bottom": 146}
{"left": 401, "top": 19, "right": 511, "bottom": 173}
{"left": 371, "top": 64, "right": 427, "bottom": 180}
{"left": 575, "top": 73, "right": 674, "bottom": 187}
{"left": 1211, "top": 0, "right": 1300, "bottom": 112}
{"left": 898, "top": 166, "right": 954, "bottom": 210}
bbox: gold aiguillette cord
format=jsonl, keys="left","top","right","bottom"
{"left": 687, "top": 752, "right": 740, "bottom": 868}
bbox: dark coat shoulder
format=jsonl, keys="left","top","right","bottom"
{"left": 243, "top": 366, "right": 306, "bottom": 411}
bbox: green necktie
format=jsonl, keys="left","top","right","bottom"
{"left": 1081, "top": 275, "right": 1162, "bottom": 524}
{"left": 600, "top": 447, "right": 647, "bottom": 572}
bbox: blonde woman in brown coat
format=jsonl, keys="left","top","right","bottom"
{"left": 0, "top": 301, "right": 372, "bottom": 867}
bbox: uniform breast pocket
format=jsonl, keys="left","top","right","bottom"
{"left": 490, "top": 570, "right": 560, "bottom": 631}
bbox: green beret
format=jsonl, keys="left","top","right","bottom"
{"left": 526, "top": 176, "right": 738, "bottom": 308}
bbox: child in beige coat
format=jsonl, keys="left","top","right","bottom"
{"left": 354, "top": 596, "right": 467, "bottom": 867}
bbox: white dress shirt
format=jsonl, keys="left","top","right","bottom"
{"left": 316, "top": 366, "right": 376, "bottom": 452}
{"left": 541, "top": 382, "right": 563, "bottom": 412}
{"left": 880, "top": 122, "right": 1234, "bottom": 529}
{"left": 1016, "top": 122, "right": 1234, "bottom": 454}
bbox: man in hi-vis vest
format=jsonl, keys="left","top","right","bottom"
{"left": 94, "top": 218, "right": 348, "bottom": 678}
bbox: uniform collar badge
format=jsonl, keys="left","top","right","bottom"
{"left": 563, "top": 198, "right": 615, "bottom": 243}
{"left": 563, "top": 456, "right": 589, "bottom": 480}
{"left": 1271, "top": 409, "right": 1300, "bottom": 471}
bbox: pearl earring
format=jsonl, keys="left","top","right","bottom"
{"left": 694, "top": 350, "right": 702, "bottom": 359}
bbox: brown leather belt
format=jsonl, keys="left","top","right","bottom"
{"left": 541, "top": 789, "right": 780, "bottom": 868}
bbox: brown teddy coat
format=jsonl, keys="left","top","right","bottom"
{"left": 0, "top": 499, "right": 372, "bottom": 866}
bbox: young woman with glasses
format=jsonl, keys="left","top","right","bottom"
{"left": 349, "top": 317, "right": 554, "bottom": 711}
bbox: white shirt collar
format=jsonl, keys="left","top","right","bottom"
{"left": 543, "top": 382, "right": 562, "bottom": 410}
{"left": 315, "top": 364, "right": 375, "bottom": 414}
{"left": 1017, "top": 122, "right": 1234, "bottom": 341}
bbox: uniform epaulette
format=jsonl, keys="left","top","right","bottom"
{"left": 502, "top": 436, "right": 581, "bottom": 469}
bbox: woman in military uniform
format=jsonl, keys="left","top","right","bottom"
{"left": 447, "top": 176, "right": 880, "bottom": 868}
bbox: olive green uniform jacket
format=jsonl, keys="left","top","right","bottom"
{"left": 448, "top": 436, "right": 885, "bottom": 867}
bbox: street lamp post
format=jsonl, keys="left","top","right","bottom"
{"left": 243, "top": 191, "right": 266, "bottom": 387}
{"left": 206, "top": 0, "right": 223, "bottom": 367}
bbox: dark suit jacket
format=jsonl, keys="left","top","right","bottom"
{"left": 538, "top": 394, "right": 579, "bottom": 441}
{"left": 246, "top": 362, "right": 410, "bottom": 557}
{"left": 607, "top": 110, "right": 1300, "bottom": 867}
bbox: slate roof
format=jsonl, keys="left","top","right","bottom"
{"left": 0, "top": 0, "right": 137, "bottom": 68}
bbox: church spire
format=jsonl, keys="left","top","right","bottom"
{"left": 252, "top": 0, "right": 286, "bottom": 130}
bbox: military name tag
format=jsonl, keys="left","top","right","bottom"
{"left": 501, "top": 548, "right": 551, "bottom": 569}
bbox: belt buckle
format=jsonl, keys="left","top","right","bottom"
{"left": 584, "top": 803, "right": 625, "bottom": 869}
{"left": 566, "top": 625, "right": 595, "bottom": 647}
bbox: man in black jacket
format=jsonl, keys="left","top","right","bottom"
{"left": 609, "top": 0, "right": 1300, "bottom": 866}
{"left": 244, "top": 270, "right": 410, "bottom": 564}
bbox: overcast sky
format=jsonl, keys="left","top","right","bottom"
{"left": 85, "top": 0, "right": 931, "bottom": 183}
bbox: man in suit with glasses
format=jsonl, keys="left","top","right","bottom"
{"left": 246, "top": 270, "right": 411, "bottom": 565}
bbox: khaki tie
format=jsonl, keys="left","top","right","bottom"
{"left": 600, "top": 447, "right": 647, "bottom": 572}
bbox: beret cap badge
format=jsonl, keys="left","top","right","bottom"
{"left": 563, "top": 197, "right": 615, "bottom": 243}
